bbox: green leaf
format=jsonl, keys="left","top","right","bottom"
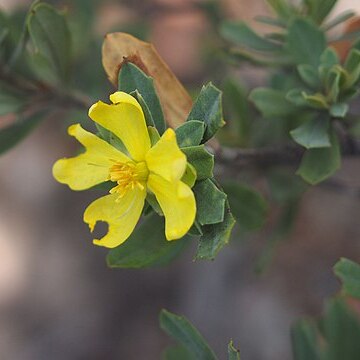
{"left": 27, "top": 3, "right": 71, "bottom": 81}
{"left": 286, "top": 89, "right": 309, "bottom": 107}
{"left": 107, "top": 213, "right": 190, "bottom": 268}
{"left": 146, "top": 192, "right": 163, "bottom": 216}
{"left": 323, "top": 10, "right": 356, "bottom": 31}
{"left": 223, "top": 183, "right": 268, "bottom": 232}
{"left": 119, "top": 62, "right": 166, "bottom": 134}
{"left": 0, "top": 111, "right": 45, "bottom": 155}
{"left": 297, "top": 64, "right": 320, "bottom": 89}
{"left": 249, "top": 88, "right": 295, "bottom": 118}
{"left": 181, "top": 163, "right": 197, "bottom": 188}
{"left": 95, "top": 123, "right": 128, "bottom": 154}
{"left": 302, "top": 92, "right": 329, "bottom": 109}
{"left": 130, "top": 90, "right": 155, "bottom": 128}
{"left": 290, "top": 116, "right": 331, "bottom": 149}
{"left": 297, "top": 129, "right": 341, "bottom": 184}
{"left": 187, "top": 83, "right": 225, "bottom": 142}
{"left": 320, "top": 47, "right": 340, "bottom": 67}
{"left": 321, "top": 299, "right": 360, "bottom": 360}
{"left": 291, "top": 320, "right": 321, "bottom": 360}
{"left": 220, "top": 21, "right": 281, "bottom": 51}
{"left": 159, "top": 310, "right": 218, "bottom": 360}
{"left": 148, "top": 126, "right": 161, "bottom": 146}
{"left": 304, "top": 0, "right": 337, "bottom": 24}
{"left": 222, "top": 78, "right": 251, "bottom": 145}
{"left": 196, "top": 203, "right": 235, "bottom": 260}
{"left": 287, "top": 18, "right": 326, "bottom": 67}
{"left": 228, "top": 341, "right": 241, "bottom": 360}
{"left": 194, "top": 179, "right": 227, "bottom": 225}
{"left": 181, "top": 145, "right": 214, "bottom": 180}
{"left": 334, "top": 258, "right": 360, "bottom": 299}
{"left": 344, "top": 49, "right": 360, "bottom": 88}
{"left": 330, "top": 103, "right": 349, "bottom": 118}
{"left": 175, "top": 121, "right": 205, "bottom": 147}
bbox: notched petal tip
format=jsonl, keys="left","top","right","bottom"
{"left": 88, "top": 101, "right": 105, "bottom": 118}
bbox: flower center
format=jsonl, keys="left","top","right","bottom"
{"left": 109, "top": 161, "right": 148, "bottom": 199}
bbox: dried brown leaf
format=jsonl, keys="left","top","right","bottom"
{"left": 102, "top": 32, "right": 193, "bottom": 128}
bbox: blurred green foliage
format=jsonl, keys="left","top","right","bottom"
{"left": 1, "top": 0, "right": 360, "bottom": 358}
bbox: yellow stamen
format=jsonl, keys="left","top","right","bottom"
{"left": 109, "top": 161, "right": 148, "bottom": 200}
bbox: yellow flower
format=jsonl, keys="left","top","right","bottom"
{"left": 53, "top": 91, "right": 196, "bottom": 248}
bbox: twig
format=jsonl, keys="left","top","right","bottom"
{"left": 216, "top": 144, "right": 304, "bottom": 170}
{"left": 216, "top": 139, "right": 360, "bottom": 171}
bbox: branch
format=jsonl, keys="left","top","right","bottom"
{"left": 216, "top": 138, "right": 360, "bottom": 171}
{"left": 216, "top": 144, "right": 304, "bottom": 170}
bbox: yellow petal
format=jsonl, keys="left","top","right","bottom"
{"left": 83, "top": 186, "right": 146, "bottom": 248}
{"left": 147, "top": 174, "right": 196, "bottom": 240}
{"left": 88, "top": 91, "right": 150, "bottom": 161}
{"left": 145, "top": 128, "right": 186, "bottom": 182}
{"left": 53, "top": 124, "right": 131, "bottom": 190}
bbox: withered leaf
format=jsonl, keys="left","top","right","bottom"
{"left": 102, "top": 32, "right": 193, "bottom": 128}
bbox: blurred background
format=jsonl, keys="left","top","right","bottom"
{"left": 1, "top": 0, "right": 360, "bottom": 359}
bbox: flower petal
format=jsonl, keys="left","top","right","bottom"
{"left": 83, "top": 186, "right": 146, "bottom": 248}
{"left": 147, "top": 173, "right": 196, "bottom": 240}
{"left": 53, "top": 124, "right": 131, "bottom": 190}
{"left": 145, "top": 128, "right": 186, "bottom": 182}
{"left": 88, "top": 91, "right": 150, "bottom": 161}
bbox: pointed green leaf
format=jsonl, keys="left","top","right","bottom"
{"left": 159, "top": 310, "right": 218, "bottom": 360}
{"left": 187, "top": 83, "right": 225, "bottom": 142}
{"left": 222, "top": 78, "right": 251, "bottom": 145}
{"left": 194, "top": 179, "right": 227, "bottom": 225}
{"left": 291, "top": 320, "right": 321, "bottom": 360}
{"left": 176, "top": 120, "right": 205, "bottom": 147}
{"left": 302, "top": 92, "right": 329, "bottom": 109}
{"left": 321, "top": 47, "right": 340, "bottom": 65}
{"left": 304, "top": 0, "right": 337, "bottom": 24}
{"left": 323, "top": 10, "right": 356, "bottom": 31}
{"left": 130, "top": 90, "right": 155, "bottom": 128}
{"left": 297, "top": 64, "right": 320, "bottom": 89}
{"left": 119, "top": 62, "right": 166, "bottom": 134}
{"left": 290, "top": 116, "right": 331, "bottom": 149}
{"left": 334, "top": 258, "right": 360, "bottom": 299}
{"left": 297, "top": 129, "right": 340, "bottom": 184}
{"left": 196, "top": 203, "right": 235, "bottom": 260}
{"left": 344, "top": 49, "right": 360, "bottom": 87}
{"left": 287, "top": 18, "right": 326, "bottom": 67}
{"left": 223, "top": 183, "right": 268, "bottom": 231}
{"left": 148, "top": 126, "right": 161, "bottom": 146}
{"left": 321, "top": 299, "right": 360, "bottom": 360}
{"left": 181, "top": 145, "right": 214, "bottom": 180}
{"left": 220, "top": 21, "right": 281, "bottom": 51}
{"left": 249, "top": 88, "right": 295, "bottom": 118}
{"left": 286, "top": 89, "right": 309, "bottom": 107}
{"left": 181, "top": 163, "right": 197, "bottom": 188}
{"left": 107, "top": 213, "right": 189, "bottom": 268}
{"left": 27, "top": 3, "right": 71, "bottom": 81}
